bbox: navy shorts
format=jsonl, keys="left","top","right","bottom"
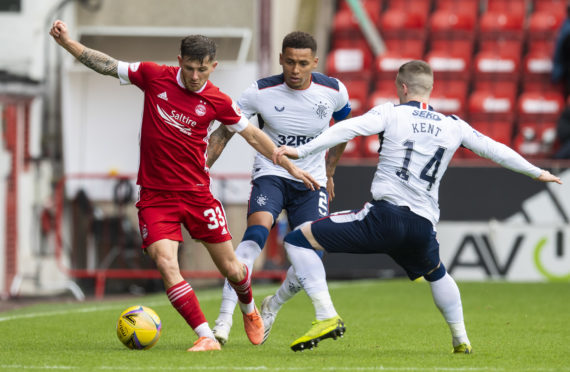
{"left": 311, "top": 200, "right": 440, "bottom": 280}
{"left": 248, "top": 175, "right": 329, "bottom": 229}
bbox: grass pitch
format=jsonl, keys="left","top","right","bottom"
{"left": 0, "top": 280, "right": 568, "bottom": 371}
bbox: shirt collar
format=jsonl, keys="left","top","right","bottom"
{"left": 401, "top": 100, "right": 434, "bottom": 111}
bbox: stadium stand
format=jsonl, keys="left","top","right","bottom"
{"left": 329, "top": 0, "right": 566, "bottom": 159}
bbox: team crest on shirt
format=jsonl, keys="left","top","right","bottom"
{"left": 256, "top": 194, "right": 268, "bottom": 206}
{"left": 314, "top": 101, "right": 329, "bottom": 119}
{"left": 195, "top": 104, "right": 207, "bottom": 116}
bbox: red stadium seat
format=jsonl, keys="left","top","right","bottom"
{"left": 479, "top": 11, "right": 524, "bottom": 32}
{"left": 478, "top": 11, "right": 525, "bottom": 56}
{"left": 468, "top": 90, "right": 516, "bottom": 123}
{"left": 523, "top": 50, "right": 552, "bottom": 75}
{"left": 513, "top": 91, "right": 562, "bottom": 157}
{"left": 344, "top": 79, "right": 372, "bottom": 117}
{"left": 383, "top": 38, "right": 426, "bottom": 58}
{"left": 379, "top": 7, "right": 427, "bottom": 30}
{"left": 326, "top": 47, "right": 374, "bottom": 81}
{"left": 387, "top": 0, "right": 432, "bottom": 14}
{"left": 425, "top": 50, "right": 471, "bottom": 80}
{"left": 379, "top": 8, "right": 427, "bottom": 57}
{"left": 513, "top": 122, "right": 559, "bottom": 158}
{"left": 374, "top": 51, "right": 417, "bottom": 88}
{"left": 429, "top": 10, "right": 476, "bottom": 56}
{"left": 435, "top": 0, "right": 479, "bottom": 14}
{"left": 521, "top": 49, "right": 562, "bottom": 92}
{"left": 487, "top": 0, "right": 526, "bottom": 17}
{"left": 330, "top": 38, "right": 373, "bottom": 59}
{"left": 533, "top": 0, "right": 568, "bottom": 14}
{"left": 527, "top": 11, "right": 564, "bottom": 54}
{"left": 473, "top": 50, "right": 520, "bottom": 97}
{"left": 517, "top": 91, "right": 565, "bottom": 123}
{"left": 430, "top": 80, "right": 468, "bottom": 116}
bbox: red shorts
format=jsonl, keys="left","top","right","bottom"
{"left": 136, "top": 187, "right": 232, "bottom": 249}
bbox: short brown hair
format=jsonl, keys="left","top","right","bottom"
{"left": 282, "top": 31, "right": 317, "bottom": 54}
{"left": 396, "top": 60, "right": 434, "bottom": 96}
{"left": 180, "top": 35, "right": 216, "bottom": 63}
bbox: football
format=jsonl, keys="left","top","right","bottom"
{"left": 116, "top": 305, "right": 162, "bottom": 350}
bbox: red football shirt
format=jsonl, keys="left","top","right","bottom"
{"left": 118, "top": 61, "right": 247, "bottom": 191}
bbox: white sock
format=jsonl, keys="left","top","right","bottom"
{"left": 271, "top": 266, "right": 302, "bottom": 312}
{"left": 238, "top": 299, "right": 255, "bottom": 315}
{"left": 284, "top": 242, "right": 337, "bottom": 320}
{"left": 429, "top": 273, "right": 470, "bottom": 346}
{"left": 216, "top": 240, "right": 261, "bottom": 322}
{"left": 216, "top": 281, "right": 236, "bottom": 324}
{"left": 194, "top": 322, "right": 215, "bottom": 340}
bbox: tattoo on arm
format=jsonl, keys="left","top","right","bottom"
{"left": 325, "top": 114, "right": 352, "bottom": 176}
{"left": 78, "top": 47, "right": 119, "bottom": 77}
{"left": 326, "top": 142, "right": 347, "bottom": 177}
{"left": 206, "top": 125, "right": 236, "bottom": 168}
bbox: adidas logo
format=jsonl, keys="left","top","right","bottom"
{"left": 221, "top": 227, "right": 228, "bottom": 235}
{"left": 157, "top": 92, "right": 168, "bottom": 101}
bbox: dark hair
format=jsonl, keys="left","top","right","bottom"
{"left": 180, "top": 35, "right": 216, "bottom": 63}
{"left": 282, "top": 31, "right": 317, "bottom": 54}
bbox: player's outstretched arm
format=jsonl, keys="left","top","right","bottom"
{"left": 239, "top": 124, "right": 319, "bottom": 190}
{"left": 49, "top": 20, "right": 118, "bottom": 78}
{"left": 536, "top": 170, "right": 563, "bottom": 184}
{"left": 206, "top": 124, "right": 236, "bottom": 168}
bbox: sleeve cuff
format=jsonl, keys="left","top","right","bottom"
{"left": 332, "top": 102, "right": 351, "bottom": 121}
{"left": 117, "top": 61, "right": 132, "bottom": 85}
{"left": 224, "top": 115, "right": 249, "bottom": 133}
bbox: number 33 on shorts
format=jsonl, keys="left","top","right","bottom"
{"left": 203, "top": 206, "right": 227, "bottom": 230}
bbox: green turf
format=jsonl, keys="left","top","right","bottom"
{"left": 0, "top": 280, "right": 568, "bottom": 371}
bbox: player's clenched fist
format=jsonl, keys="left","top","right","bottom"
{"left": 49, "top": 20, "right": 69, "bottom": 45}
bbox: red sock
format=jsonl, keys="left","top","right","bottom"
{"left": 227, "top": 264, "right": 253, "bottom": 305}
{"left": 166, "top": 281, "right": 207, "bottom": 329}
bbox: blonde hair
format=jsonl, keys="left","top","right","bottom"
{"left": 396, "top": 60, "right": 434, "bottom": 97}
